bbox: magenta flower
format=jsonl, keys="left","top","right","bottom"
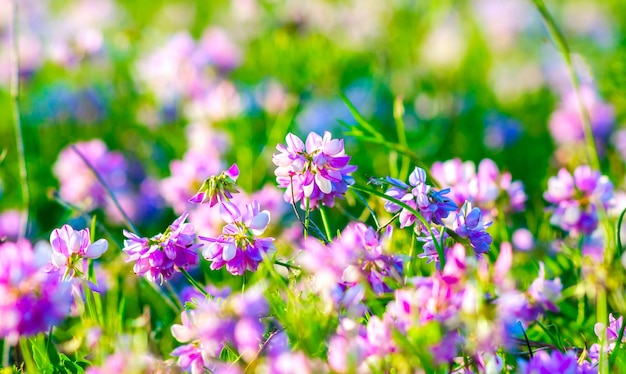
{"left": 189, "top": 163, "right": 240, "bottom": 207}
{"left": 384, "top": 166, "right": 457, "bottom": 230}
{"left": 544, "top": 166, "right": 613, "bottom": 235}
{"left": 48, "top": 224, "right": 108, "bottom": 278}
{"left": 200, "top": 201, "right": 274, "bottom": 275}
{"left": 0, "top": 240, "right": 72, "bottom": 345}
{"left": 122, "top": 212, "right": 201, "bottom": 284}
{"left": 273, "top": 131, "right": 357, "bottom": 209}
{"left": 517, "top": 350, "right": 589, "bottom": 374}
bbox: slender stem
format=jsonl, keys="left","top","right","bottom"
{"left": 10, "top": 0, "right": 28, "bottom": 240}
{"left": 19, "top": 338, "right": 34, "bottom": 372}
{"left": 274, "top": 260, "right": 301, "bottom": 271}
{"left": 531, "top": 0, "right": 599, "bottom": 170}
{"left": 304, "top": 197, "right": 311, "bottom": 240}
{"left": 319, "top": 207, "right": 332, "bottom": 240}
{"left": 2, "top": 340, "right": 9, "bottom": 368}
{"left": 519, "top": 321, "right": 534, "bottom": 358}
{"left": 71, "top": 145, "right": 140, "bottom": 235}
{"left": 179, "top": 268, "right": 208, "bottom": 299}
{"left": 164, "top": 282, "right": 184, "bottom": 310}
{"left": 616, "top": 207, "right": 626, "bottom": 257}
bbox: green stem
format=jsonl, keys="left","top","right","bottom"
{"left": 179, "top": 268, "right": 208, "bottom": 299}
{"left": 610, "top": 313, "right": 626, "bottom": 369}
{"left": 71, "top": 145, "right": 140, "bottom": 235}
{"left": 531, "top": 0, "right": 600, "bottom": 170}
{"left": 19, "top": 338, "right": 35, "bottom": 372}
{"left": 319, "top": 207, "right": 332, "bottom": 240}
{"left": 616, "top": 207, "right": 626, "bottom": 257}
{"left": 2, "top": 340, "right": 9, "bottom": 368}
{"left": 10, "top": 0, "right": 28, "bottom": 239}
{"left": 598, "top": 288, "right": 608, "bottom": 373}
{"left": 274, "top": 260, "right": 301, "bottom": 271}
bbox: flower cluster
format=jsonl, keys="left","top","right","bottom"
{"left": 0, "top": 240, "right": 72, "bottom": 345}
{"left": 273, "top": 132, "right": 357, "bottom": 209}
{"left": 122, "top": 212, "right": 201, "bottom": 284}
{"left": 431, "top": 158, "right": 527, "bottom": 218}
{"left": 189, "top": 163, "right": 240, "bottom": 207}
{"left": 171, "top": 288, "right": 268, "bottom": 372}
{"left": 384, "top": 166, "right": 458, "bottom": 229}
{"left": 544, "top": 165, "right": 614, "bottom": 235}
{"left": 47, "top": 225, "right": 108, "bottom": 279}
{"left": 200, "top": 200, "right": 273, "bottom": 276}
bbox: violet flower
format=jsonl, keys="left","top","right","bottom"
{"left": 189, "top": 163, "right": 240, "bottom": 206}
{"left": 454, "top": 201, "right": 493, "bottom": 255}
{"left": 273, "top": 131, "right": 357, "bottom": 210}
{"left": 200, "top": 200, "right": 274, "bottom": 276}
{"left": 0, "top": 240, "right": 72, "bottom": 345}
{"left": 384, "top": 166, "right": 457, "bottom": 230}
{"left": 122, "top": 212, "right": 201, "bottom": 284}
{"left": 48, "top": 224, "right": 108, "bottom": 279}
{"left": 544, "top": 166, "right": 613, "bottom": 235}
{"left": 517, "top": 350, "right": 590, "bottom": 374}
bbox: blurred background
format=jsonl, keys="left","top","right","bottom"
{"left": 0, "top": 0, "right": 625, "bottom": 240}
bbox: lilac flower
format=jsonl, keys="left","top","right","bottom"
{"left": 273, "top": 131, "right": 357, "bottom": 209}
{"left": 200, "top": 201, "right": 274, "bottom": 275}
{"left": 384, "top": 166, "right": 457, "bottom": 230}
{"left": 0, "top": 240, "right": 72, "bottom": 345}
{"left": 48, "top": 224, "right": 108, "bottom": 278}
{"left": 431, "top": 158, "right": 527, "bottom": 218}
{"left": 588, "top": 313, "right": 625, "bottom": 361}
{"left": 454, "top": 201, "right": 493, "bottom": 255}
{"left": 189, "top": 163, "right": 240, "bottom": 206}
{"left": 171, "top": 288, "right": 268, "bottom": 372}
{"left": 527, "top": 263, "right": 562, "bottom": 315}
{"left": 327, "top": 319, "right": 372, "bottom": 373}
{"left": 0, "top": 210, "right": 21, "bottom": 241}
{"left": 549, "top": 85, "right": 615, "bottom": 146}
{"left": 517, "top": 350, "right": 592, "bottom": 374}
{"left": 122, "top": 212, "right": 201, "bottom": 284}
{"left": 544, "top": 166, "right": 613, "bottom": 235}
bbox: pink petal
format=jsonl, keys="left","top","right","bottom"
{"left": 222, "top": 243, "right": 237, "bottom": 261}
{"left": 250, "top": 211, "right": 270, "bottom": 235}
{"left": 315, "top": 174, "right": 332, "bottom": 194}
{"left": 85, "top": 239, "right": 108, "bottom": 259}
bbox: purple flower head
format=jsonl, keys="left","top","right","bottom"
{"left": 189, "top": 163, "right": 240, "bottom": 207}
{"left": 454, "top": 201, "right": 493, "bottom": 255}
{"left": 544, "top": 166, "right": 613, "bottom": 235}
{"left": 200, "top": 200, "right": 274, "bottom": 275}
{"left": 517, "top": 350, "right": 590, "bottom": 374}
{"left": 122, "top": 212, "right": 201, "bottom": 284}
{"left": 0, "top": 240, "right": 72, "bottom": 345}
{"left": 328, "top": 318, "right": 372, "bottom": 373}
{"left": 384, "top": 167, "right": 457, "bottom": 230}
{"left": 549, "top": 85, "right": 615, "bottom": 146}
{"left": 431, "top": 158, "right": 527, "bottom": 218}
{"left": 526, "top": 262, "right": 562, "bottom": 318}
{"left": 589, "top": 313, "right": 625, "bottom": 361}
{"left": 48, "top": 224, "right": 108, "bottom": 279}
{"left": 273, "top": 131, "right": 357, "bottom": 210}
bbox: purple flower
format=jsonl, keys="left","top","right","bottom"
{"left": 48, "top": 224, "right": 108, "bottom": 278}
{"left": 454, "top": 201, "right": 493, "bottom": 255}
{"left": 588, "top": 313, "right": 625, "bottom": 362}
{"left": 273, "top": 131, "right": 357, "bottom": 210}
{"left": 549, "top": 85, "right": 615, "bottom": 146}
{"left": 0, "top": 240, "right": 72, "bottom": 345}
{"left": 517, "top": 350, "right": 590, "bottom": 374}
{"left": 384, "top": 166, "right": 457, "bottom": 230}
{"left": 189, "top": 163, "right": 240, "bottom": 207}
{"left": 544, "top": 166, "right": 613, "bottom": 235}
{"left": 200, "top": 201, "right": 274, "bottom": 275}
{"left": 122, "top": 212, "right": 201, "bottom": 284}
{"left": 171, "top": 288, "right": 268, "bottom": 371}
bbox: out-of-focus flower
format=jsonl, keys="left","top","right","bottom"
{"left": 544, "top": 166, "right": 613, "bottom": 235}
{"left": 431, "top": 158, "right": 527, "bottom": 219}
{"left": 0, "top": 209, "right": 21, "bottom": 242}
{"left": 171, "top": 288, "right": 268, "bottom": 372}
{"left": 549, "top": 85, "right": 614, "bottom": 146}
{"left": 0, "top": 240, "right": 72, "bottom": 345}
{"left": 122, "top": 212, "right": 200, "bottom": 284}
{"left": 48, "top": 224, "right": 108, "bottom": 279}
{"left": 273, "top": 132, "right": 357, "bottom": 210}
{"left": 200, "top": 201, "right": 273, "bottom": 276}
{"left": 85, "top": 352, "right": 169, "bottom": 374}
{"left": 512, "top": 228, "right": 534, "bottom": 251}
{"left": 189, "top": 163, "right": 239, "bottom": 206}
{"left": 517, "top": 349, "right": 591, "bottom": 374}
{"left": 589, "top": 313, "right": 625, "bottom": 362}
{"left": 384, "top": 166, "right": 457, "bottom": 230}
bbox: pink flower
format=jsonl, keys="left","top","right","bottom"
{"left": 273, "top": 131, "right": 357, "bottom": 209}
{"left": 189, "top": 163, "right": 240, "bottom": 207}
{"left": 200, "top": 201, "right": 274, "bottom": 275}
{"left": 48, "top": 224, "right": 108, "bottom": 278}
